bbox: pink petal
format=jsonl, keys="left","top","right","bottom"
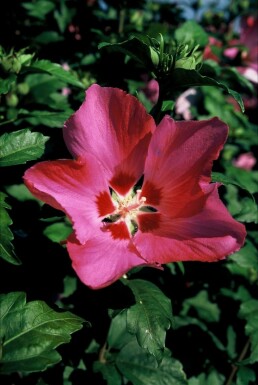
{"left": 134, "top": 185, "right": 246, "bottom": 263}
{"left": 239, "top": 67, "right": 258, "bottom": 84}
{"left": 64, "top": 84, "right": 155, "bottom": 196}
{"left": 141, "top": 116, "right": 228, "bottom": 217}
{"left": 23, "top": 155, "right": 115, "bottom": 244}
{"left": 233, "top": 152, "right": 257, "bottom": 170}
{"left": 67, "top": 223, "right": 150, "bottom": 289}
{"left": 224, "top": 47, "right": 239, "bottom": 59}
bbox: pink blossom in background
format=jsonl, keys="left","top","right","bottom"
{"left": 61, "top": 87, "right": 72, "bottom": 96}
{"left": 68, "top": 24, "right": 82, "bottom": 40}
{"left": 204, "top": 17, "right": 258, "bottom": 83}
{"left": 233, "top": 152, "right": 257, "bottom": 170}
{"left": 60, "top": 64, "right": 72, "bottom": 96}
{"left": 24, "top": 85, "right": 246, "bottom": 289}
{"left": 223, "top": 47, "right": 239, "bottom": 60}
{"left": 238, "top": 67, "right": 258, "bottom": 84}
{"left": 225, "top": 16, "right": 258, "bottom": 83}
{"left": 62, "top": 62, "right": 70, "bottom": 71}
{"left": 175, "top": 88, "right": 197, "bottom": 120}
{"left": 142, "top": 79, "right": 159, "bottom": 104}
{"left": 203, "top": 36, "right": 222, "bottom": 63}
{"left": 239, "top": 16, "right": 258, "bottom": 71}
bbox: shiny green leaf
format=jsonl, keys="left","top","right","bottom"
{"left": 0, "top": 129, "right": 49, "bottom": 167}
{"left": 27, "top": 59, "right": 84, "bottom": 88}
{"left": 181, "top": 290, "right": 220, "bottom": 323}
{"left": 116, "top": 341, "right": 187, "bottom": 385}
{"left": 0, "top": 192, "right": 20, "bottom": 265}
{"left": 239, "top": 299, "right": 258, "bottom": 364}
{"left": 93, "top": 361, "right": 122, "bottom": 385}
{"left": 99, "top": 37, "right": 157, "bottom": 71}
{"left": 43, "top": 222, "right": 72, "bottom": 243}
{"left": 18, "top": 109, "right": 72, "bottom": 128}
{"left": 166, "top": 68, "right": 244, "bottom": 112}
{"left": 236, "top": 366, "right": 256, "bottom": 385}
{"left": 0, "top": 292, "right": 85, "bottom": 373}
{"left": 123, "top": 279, "right": 173, "bottom": 362}
{"left": 188, "top": 370, "right": 225, "bottom": 385}
{"left": 0, "top": 74, "right": 17, "bottom": 94}
{"left": 175, "top": 20, "right": 209, "bottom": 48}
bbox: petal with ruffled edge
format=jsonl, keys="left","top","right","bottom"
{"left": 67, "top": 221, "right": 155, "bottom": 289}
{"left": 64, "top": 84, "right": 156, "bottom": 196}
{"left": 23, "top": 155, "right": 116, "bottom": 244}
{"left": 141, "top": 116, "right": 228, "bottom": 217}
{"left": 134, "top": 185, "right": 246, "bottom": 263}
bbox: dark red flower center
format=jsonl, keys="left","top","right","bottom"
{"left": 102, "top": 188, "right": 157, "bottom": 236}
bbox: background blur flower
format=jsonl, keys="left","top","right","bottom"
{"left": 142, "top": 78, "right": 159, "bottom": 104}
{"left": 203, "top": 36, "right": 222, "bottom": 62}
{"left": 175, "top": 88, "right": 197, "bottom": 120}
{"left": 225, "top": 16, "right": 258, "bottom": 83}
{"left": 233, "top": 152, "right": 257, "bottom": 170}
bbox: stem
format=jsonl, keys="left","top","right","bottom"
{"left": 150, "top": 97, "right": 163, "bottom": 124}
{"left": 0, "top": 118, "right": 16, "bottom": 126}
{"left": 149, "top": 78, "right": 168, "bottom": 124}
{"left": 118, "top": 8, "right": 126, "bottom": 35}
{"left": 224, "top": 338, "right": 251, "bottom": 385}
{"left": 98, "top": 342, "right": 107, "bottom": 363}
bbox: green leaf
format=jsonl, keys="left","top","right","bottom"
{"left": 0, "top": 74, "right": 17, "bottom": 94}
{"left": 181, "top": 290, "right": 220, "bottom": 323}
{"left": 99, "top": 37, "right": 158, "bottom": 71}
{"left": 202, "top": 61, "right": 254, "bottom": 94}
{"left": 0, "top": 129, "right": 49, "bottom": 167}
{"left": 175, "top": 56, "right": 196, "bottom": 70}
{"left": 220, "top": 286, "right": 251, "bottom": 303}
{"left": 81, "top": 54, "right": 97, "bottom": 66}
{"left": 43, "top": 222, "right": 72, "bottom": 243}
{"left": 236, "top": 366, "right": 256, "bottom": 385}
{"left": 116, "top": 341, "right": 187, "bottom": 385}
{"left": 228, "top": 241, "right": 258, "bottom": 283}
{"left": 108, "top": 310, "right": 134, "bottom": 350}
{"left": 161, "top": 100, "right": 175, "bottom": 112}
{"left": 63, "top": 365, "right": 73, "bottom": 385}
{"left": 238, "top": 299, "right": 258, "bottom": 364}
{"left": 0, "top": 192, "right": 20, "bottom": 265}
{"left": 166, "top": 68, "right": 244, "bottom": 112}
{"left": 212, "top": 172, "right": 257, "bottom": 223}
{"left": 201, "top": 86, "right": 253, "bottom": 135}
{"left": 226, "top": 326, "right": 237, "bottom": 360}
{"left": 234, "top": 198, "right": 258, "bottom": 223}
{"left": 175, "top": 20, "right": 209, "bottom": 48}
{"left": 61, "top": 276, "right": 77, "bottom": 299}
{"left": 225, "top": 166, "right": 258, "bottom": 194}
{"left": 22, "top": 0, "right": 55, "bottom": 20}
{"left": 93, "top": 361, "right": 122, "bottom": 385}
{"left": 54, "top": 0, "right": 75, "bottom": 34}
{"left": 27, "top": 59, "right": 84, "bottom": 88}
{"left": 123, "top": 279, "right": 173, "bottom": 362}
{"left": 34, "top": 31, "right": 64, "bottom": 44}
{"left": 5, "top": 184, "right": 40, "bottom": 203}
{"left": 0, "top": 292, "right": 85, "bottom": 373}
{"left": 188, "top": 370, "right": 225, "bottom": 385}
{"left": 18, "top": 109, "right": 72, "bottom": 128}
{"left": 212, "top": 172, "right": 249, "bottom": 192}
{"left": 221, "top": 67, "right": 254, "bottom": 94}
{"left": 224, "top": 185, "right": 257, "bottom": 224}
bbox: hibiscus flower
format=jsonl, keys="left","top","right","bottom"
{"left": 23, "top": 84, "right": 246, "bottom": 289}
